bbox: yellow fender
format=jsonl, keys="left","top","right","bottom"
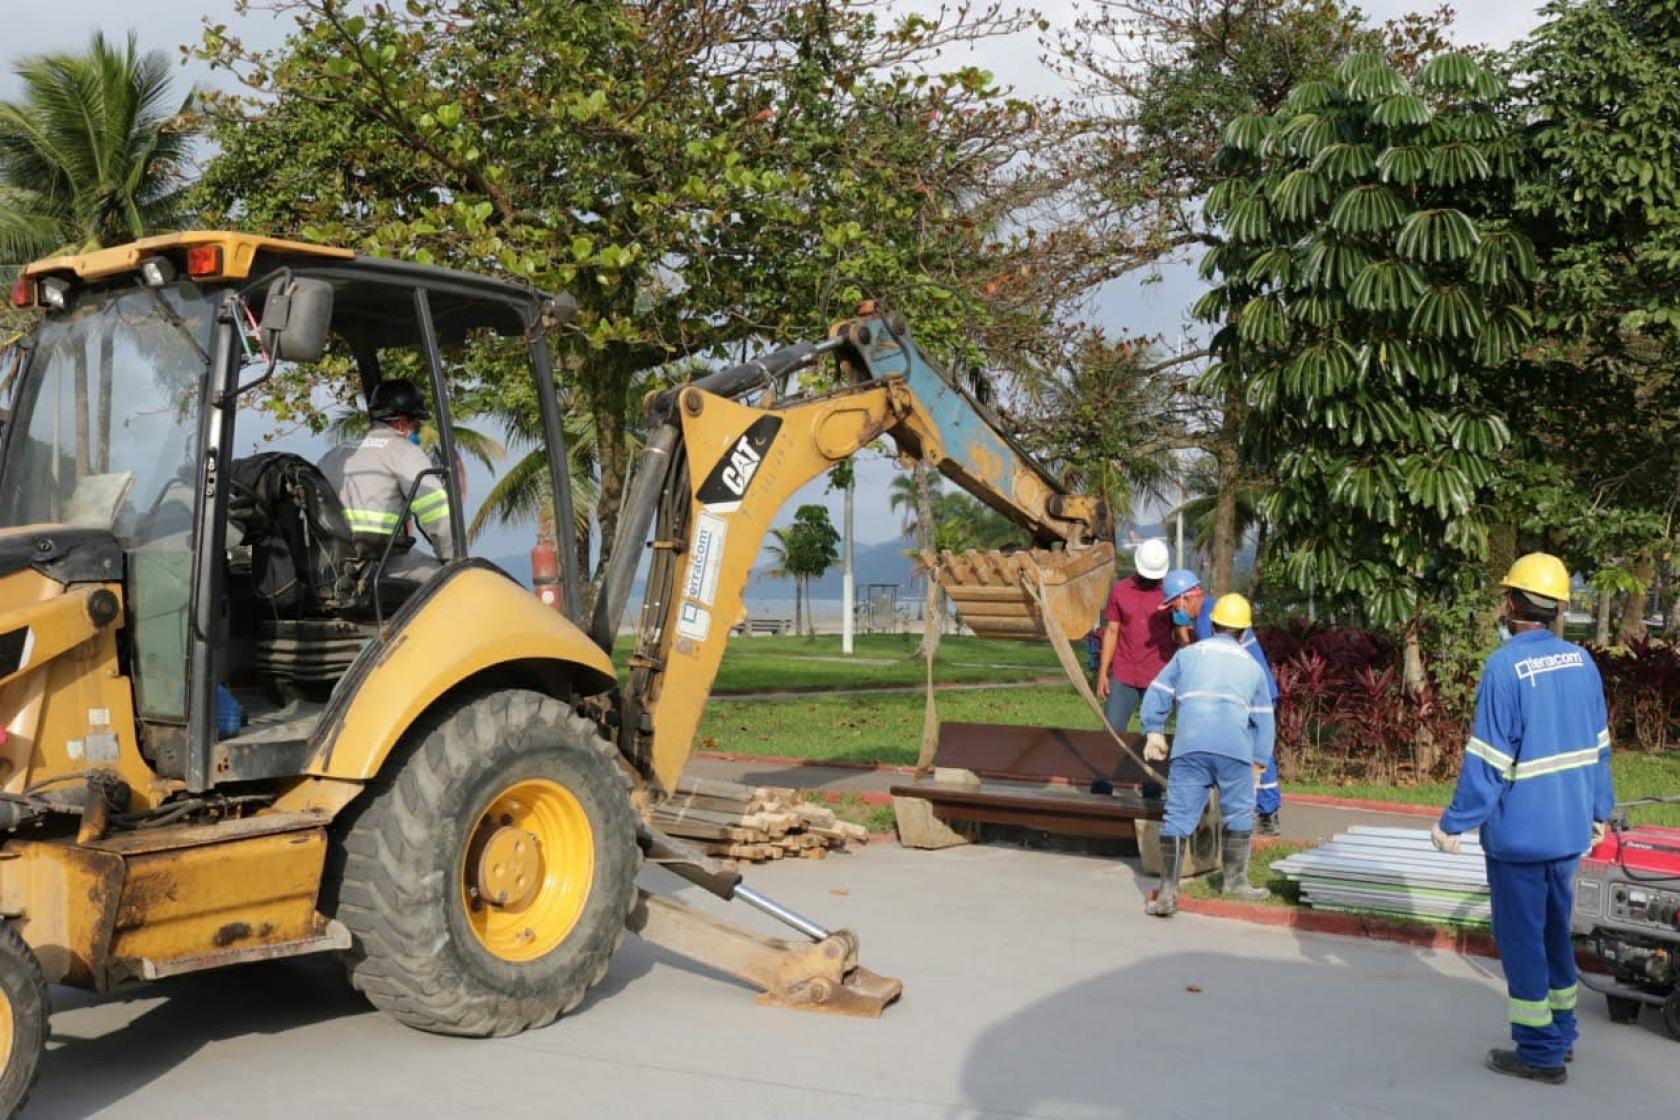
{"left": 307, "top": 563, "right": 618, "bottom": 782}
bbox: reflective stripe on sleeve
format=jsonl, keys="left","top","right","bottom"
{"left": 1464, "top": 737, "right": 1515, "bottom": 777}
{"left": 410, "top": 488, "right": 452, "bottom": 526}
{"left": 1508, "top": 997, "right": 1553, "bottom": 1028}
{"left": 344, "top": 508, "right": 400, "bottom": 532}
{"left": 1147, "top": 680, "right": 1174, "bottom": 695}
{"left": 1596, "top": 729, "right": 1611, "bottom": 750}
{"left": 1548, "top": 985, "right": 1578, "bottom": 1012}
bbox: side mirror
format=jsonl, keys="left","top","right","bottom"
{"left": 260, "top": 277, "right": 333, "bottom": 363}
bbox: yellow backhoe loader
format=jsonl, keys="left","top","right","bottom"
{"left": 0, "top": 232, "right": 1113, "bottom": 1115}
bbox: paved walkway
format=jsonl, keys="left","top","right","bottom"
{"left": 36, "top": 843, "right": 1674, "bottom": 1118}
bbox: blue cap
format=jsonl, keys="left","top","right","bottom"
{"left": 1161, "top": 569, "right": 1201, "bottom": 604}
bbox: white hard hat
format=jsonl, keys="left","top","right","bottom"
{"left": 1134, "top": 538, "right": 1170, "bottom": 579}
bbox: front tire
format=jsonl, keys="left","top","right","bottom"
{"left": 0, "top": 923, "right": 47, "bottom": 1119}
{"left": 325, "top": 688, "right": 639, "bottom": 1037}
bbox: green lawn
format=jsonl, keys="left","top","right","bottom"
{"left": 1292, "top": 750, "right": 1680, "bottom": 827}
{"left": 1184, "top": 842, "right": 1309, "bottom": 904}
{"left": 620, "top": 633, "right": 1065, "bottom": 694}
{"left": 696, "top": 685, "right": 1101, "bottom": 766}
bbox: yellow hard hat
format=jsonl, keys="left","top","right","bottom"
{"left": 1501, "top": 552, "right": 1570, "bottom": 604}
{"left": 1208, "top": 593, "right": 1253, "bottom": 630}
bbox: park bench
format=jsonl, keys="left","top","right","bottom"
{"left": 889, "top": 722, "right": 1218, "bottom": 872}
{"left": 732, "top": 617, "right": 793, "bottom": 636}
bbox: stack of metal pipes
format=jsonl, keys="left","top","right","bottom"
{"left": 1272, "top": 825, "right": 1491, "bottom": 925}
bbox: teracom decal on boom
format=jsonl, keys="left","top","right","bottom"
{"left": 695, "top": 415, "right": 782, "bottom": 514}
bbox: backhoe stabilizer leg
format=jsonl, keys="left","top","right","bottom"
{"left": 626, "top": 889, "right": 902, "bottom": 1017}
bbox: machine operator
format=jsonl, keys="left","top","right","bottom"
{"left": 318, "top": 378, "right": 455, "bottom": 584}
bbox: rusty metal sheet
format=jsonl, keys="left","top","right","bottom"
{"left": 932, "top": 721, "right": 1156, "bottom": 787}
{"left": 890, "top": 780, "right": 1157, "bottom": 840}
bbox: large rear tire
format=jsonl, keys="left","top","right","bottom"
{"left": 0, "top": 923, "right": 47, "bottom": 1119}
{"left": 324, "top": 688, "right": 639, "bottom": 1036}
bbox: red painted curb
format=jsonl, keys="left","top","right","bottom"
{"left": 1174, "top": 894, "right": 1609, "bottom": 973}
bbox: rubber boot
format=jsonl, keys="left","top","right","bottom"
{"left": 1256, "top": 812, "right": 1281, "bottom": 837}
{"left": 1486, "top": 1049, "right": 1566, "bottom": 1085}
{"left": 1145, "top": 834, "right": 1183, "bottom": 917}
{"left": 1221, "top": 830, "right": 1270, "bottom": 901}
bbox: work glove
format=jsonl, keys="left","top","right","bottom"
{"left": 1430, "top": 821, "right": 1462, "bottom": 856}
{"left": 1253, "top": 763, "right": 1266, "bottom": 782}
{"left": 1144, "top": 732, "right": 1169, "bottom": 761}
{"left": 1591, "top": 820, "right": 1608, "bottom": 848}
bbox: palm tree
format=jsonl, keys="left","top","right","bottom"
{"left": 0, "top": 32, "right": 194, "bottom": 268}
{"left": 0, "top": 32, "right": 194, "bottom": 479}
{"left": 1167, "top": 456, "right": 1266, "bottom": 583}
{"left": 763, "top": 527, "right": 803, "bottom": 637}
{"left": 888, "top": 472, "right": 944, "bottom": 540}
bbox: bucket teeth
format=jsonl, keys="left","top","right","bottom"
{"left": 936, "top": 543, "right": 1115, "bottom": 642}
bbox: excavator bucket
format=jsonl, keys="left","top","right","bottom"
{"left": 938, "top": 542, "right": 1116, "bottom": 642}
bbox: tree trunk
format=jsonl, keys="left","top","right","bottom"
{"left": 1617, "top": 552, "right": 1653, "bottom": 644}
{"left": 587, "top": 364, "right": 632, "bottom": 585}
{"left": 1595, "top": 585, "right": 1613, "bottom": 646}
{"left": 794, "top": 575, "right": 805, "bottom": 637}
{"left": 914, "top": 462, "right": 942, "bottom": 657}
{"left": 71, "top": 345, "right": 91, "bottom": 477}
{"left": 1401, "top": 623, "right": 1427, "bottom": 696}
{"left": 1209, "top": 394, "right": 1244, "bottom": 592}
{"left": 1485, "top": 519, "right": 1517, "bottom": 593}
{"left": 95, "top": 332, "right": 113, "bottom": 474}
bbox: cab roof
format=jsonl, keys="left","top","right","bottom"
{"left": 21, "top": 230, "right": 566, "bottom": 348}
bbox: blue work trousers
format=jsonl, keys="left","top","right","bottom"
{"left": 1486, "top": 855, "right": 1580, "bottom": 1069}
{"left": 1256, "top": 754, "right": 1281, "bottom": 816}
{"left": 1162, "top": 751, "right": 1256, "bottom": 837}
{"left": 1104, "top": 682, "right": 1145, "bottom": 734}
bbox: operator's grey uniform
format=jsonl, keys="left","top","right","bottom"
{"left": 317, "top": 422, "right": 454, "bottom": 583}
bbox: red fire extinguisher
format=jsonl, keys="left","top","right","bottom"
{"left": 531, "top": 537, "right": 564, "bottom": 612}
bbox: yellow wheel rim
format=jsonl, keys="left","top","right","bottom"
{"left": 0, "top": 987, "right": 13, "bottom": 1067}
{"left": 460, "top": 778, "right": 594, "bottom": 962}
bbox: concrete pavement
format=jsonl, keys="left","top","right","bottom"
{"left": 34, "top": 843, "right": 1677, "bottom": 1119}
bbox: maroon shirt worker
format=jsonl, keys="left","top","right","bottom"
{"left": 1095, "top": 538, "right": 1175, "bottom": 732}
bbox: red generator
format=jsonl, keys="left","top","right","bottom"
{"left": 1572, "top": 814, "right": 1680, "bottom": 1040}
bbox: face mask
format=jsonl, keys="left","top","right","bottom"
{"left": 1171, "top": 610, "right": 1192, "bottom": 626}
{"left": 408, "top": 430, "right": 422, "bottom": 446}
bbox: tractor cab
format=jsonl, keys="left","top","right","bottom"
{"left": 3, "top": 233, "right": 585, "bottom": 792}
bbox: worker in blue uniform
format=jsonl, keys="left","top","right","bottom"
{"left": 1433, "top": 553, "right": 1614, "bottom": 1085}
{"left": 1161, "top": 570, "right": 1284, "bottom": 834}
{"left": 1138, "top": 592, "right": 1275, "bottom": 917}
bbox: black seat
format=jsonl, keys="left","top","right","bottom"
{"left": 229, "top": 452, "right": 364, "bottom": 614}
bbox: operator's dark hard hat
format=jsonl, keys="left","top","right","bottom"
{"left": 367, "top": 379, "right": 430, "bottom": 422}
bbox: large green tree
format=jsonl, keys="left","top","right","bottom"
{"left": 1045, "top": 0, "right": 1454, "bottom": 583}
{"left": 1197, "top": 50, "right": 1535, "bottom": 675}
{"left": 0, "top": 31, "right": 193, "bottom": 269}
{"left": 193, "top": 0, "right": 1048, "bottom": 592}
{"left": 1509, "top": 0, "right": 1680, "bottom": 640}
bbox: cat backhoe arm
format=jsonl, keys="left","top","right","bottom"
{"left": 595, "top": 311, "right": 1113, "bottom": 798}
{"left": 593, "top": 312, "right": 1113, "bottom": 1021}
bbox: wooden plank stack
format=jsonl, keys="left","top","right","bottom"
{"left": 653, "top": 775, "right": 870, "bottom": 866}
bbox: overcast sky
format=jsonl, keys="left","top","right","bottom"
{"left": 3, "top": 1, "right": 1549, "bottom": 568}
